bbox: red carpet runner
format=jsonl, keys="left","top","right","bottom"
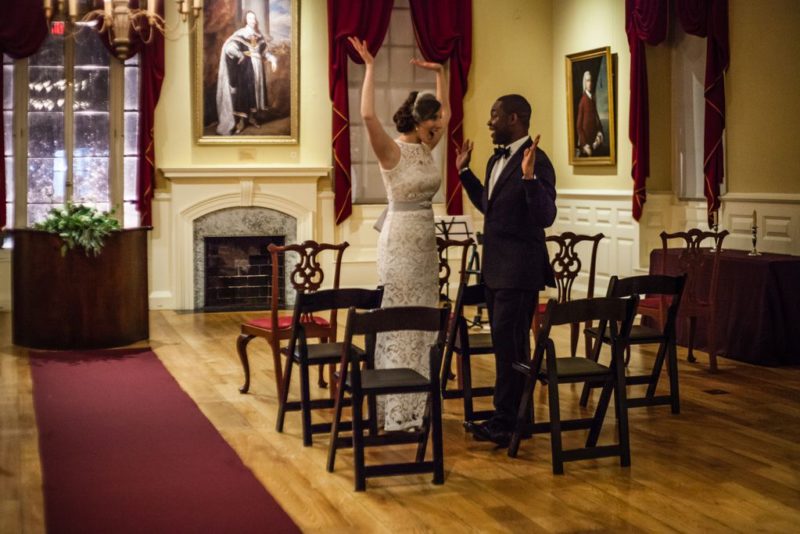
{"left": 30, "top": 348, "right": 300, "bottom": 534}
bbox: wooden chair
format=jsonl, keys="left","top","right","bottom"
{"left": 236, "top": 240, "right": 348, "bottom": 396}
{"left": 276, "top": 287, "right": 384, "bottom": 446}
{"left": 582, "top": 274, "right": 687, "bottom": 414}
{"left": 440, "top": 281, "right": 495, "bottom": 424}
{"left": 508, "top": 296, "right": 638, "bottom": 474}
{"left": 653, "top": 229, "right": 728, "bottom": 372}
{"left": 326, "top": 305, "right": 450, "bottom": 491}
{"left": 533, "top": 232, "right": 604, "bottom": 357}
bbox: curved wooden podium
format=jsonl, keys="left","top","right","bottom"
{"left": 12, "top": 228, "right": 150, "bottom": 350}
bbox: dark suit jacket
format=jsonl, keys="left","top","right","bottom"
{"left": 460, "top": 137, "right": 557, "bottom": 290}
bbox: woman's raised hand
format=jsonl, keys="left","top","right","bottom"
{"left": 410, "top": 58, "right": 443, "bottom": 72}
{"left": 347, "top": 36, "right": 374, "bottom": 65}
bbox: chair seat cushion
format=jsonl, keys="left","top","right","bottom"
{"left": 542, "top": 357, "right": 610, "bottom": 378}
{"left": 245, "top": 315, "right": 330, "bottom": 331}
{"left": 281, "top": 342, "right": 365, "bottom": 363}
{"left": 347, "top": 368, "right": 429, "bottom": 390}
{"left": 536, "top": 302, "right": 547, "bottom": 314}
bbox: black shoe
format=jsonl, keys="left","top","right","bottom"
{"left": 469, "top": 419, "right": 512, "bottom": 447}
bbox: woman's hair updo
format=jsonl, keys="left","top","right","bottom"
{"left": 393, "top": 91, "right": 441, "bottom": 133}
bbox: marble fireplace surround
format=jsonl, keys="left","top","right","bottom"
{"left": 193, "top": 207, "right": 297, "bottom": 310}
{"left": 160, "top": 166, "right": 331, "bottom": 310}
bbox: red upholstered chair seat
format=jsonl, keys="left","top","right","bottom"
{"left": 638, "top": 296, "right": 661, "bottom": 308}
{"left": 537, "top": 302, "right": 547, "bottom": 314}
{"left": 246, "top": 315, "right": 330, "bottom": 331}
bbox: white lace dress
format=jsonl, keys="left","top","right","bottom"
{"left": 376, "top": 140, "right": 441, "bottom": 431}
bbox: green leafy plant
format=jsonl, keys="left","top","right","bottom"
{"left": 34, "top": 203, "right": 121, "bottom": 257}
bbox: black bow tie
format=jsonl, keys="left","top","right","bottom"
{"left": 493, "top": 146, "right": 511, "bottom": 159}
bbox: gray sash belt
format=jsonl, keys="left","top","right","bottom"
{"left": 373, "top": 200, "right": 432, "bottom": 232}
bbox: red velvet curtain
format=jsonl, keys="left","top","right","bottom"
{"left": 328, "top": 0, "right": 393, "bottom": 224}
{"left": 97, "top": 0, "right": 164, "bottom": 226}
{"left": 0, "top": 0, "right": 48, "bottom": 229}
{"left": 135, "top": 1, "right": 165, "bottom": 227}
{"left": 625, "top": 0, "right": 669, "bottom": 222}
{"left": 409, "top": 0, "right": 472, "bottom": 216}
{"left": 676, "top": 0, "right": 729, "bottom": 224}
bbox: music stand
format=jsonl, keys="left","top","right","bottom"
{"left": 434, "top": 215, "right": 486, "bottom": 327}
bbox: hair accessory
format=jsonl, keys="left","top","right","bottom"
{"left": 412, "top": 91, "right": 435, "bottom": 122}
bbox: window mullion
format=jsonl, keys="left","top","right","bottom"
{"left": 64, "top": 27, "right": 75, "bottom": 202}
{"left": 13, "top": 58, "right": 29, "bottom": 228}
{"left": 109, "top": 57, "right": 123, "bottom": 222}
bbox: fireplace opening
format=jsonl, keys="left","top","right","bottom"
{"left": 203, "top": 236, "right": 285, "bottom": 311}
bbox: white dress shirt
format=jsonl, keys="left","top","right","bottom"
{"left": 488, "top": 135, "right": 530, "bottom": 198}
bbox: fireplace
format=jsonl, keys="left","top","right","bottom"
{"left": 193, "top": 206, "right": 297, "bottom": 310}
{"left": 203, "top": 236, "right": 285, "bottom": 311}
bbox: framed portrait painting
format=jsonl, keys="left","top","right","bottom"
{"left": 566, "top": 47, "right": 615, "bottom": 165}
{"left": 193, "top": 0, "right": 299, "bottom": 144}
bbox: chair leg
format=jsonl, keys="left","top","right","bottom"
{"left": 416, "top": 397, "right": 432, "bottom": 463}
{"left": 440, "top": 343, "right": 455, "bottom": 394}
{"left": 462, "top": 353, "right": 476, "bottom": 422}
{"left": 300, "top": 361, "right": 313, "bottom": 447}
{"left": 326, "top": 368, "right": 349, "bottom": 473}
{"left": 275, "top": 356, "right": 295, "bottom": 433}
{"left": 268, "top": 338, "right": 284, "bottom": 398}
{"left": 328, "top": 364, "right": 337, "bottom": 399}
{"left": 646, "top": 340, "right": 668, "bottom": 400}
{"left": 430, "top": 391, "right": 445, "bottom": 485}
{"left": 351, "top": 392, "right": 367, "bottom": 492}
{"left": 667, "top": 340, "right": 680, "bottom": 414}
{"left": 687, "top": 316, "right": 697, "bottom": 363}
{"left": 236, "top": 334, "right": 255, "bottom": 394}
{"left": 317, "top": 337, "right": 329, "bottom": 388}
{"left": 508, "top": 373, "right": 536, "bottom": 458}
{"left": 456, "top": 354, "right": 464, "bottom": 390}
{"left": 614, "top": 359, "right": 632, "bottom": 467}
{"left": 707, "top": 319, "right": 719, "bottom": 373}
{"left": 586, "top": 379, "right": 613, "bottom": 447}
{"left": 547, "top": 381, "right": 564, "bottom": 475}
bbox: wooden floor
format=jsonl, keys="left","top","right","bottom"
{"left": 2, "top": 309, "right": 800, "bottom": 533}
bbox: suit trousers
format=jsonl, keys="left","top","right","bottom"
{"left": 484, "top": 286, "right": 538, "bottom": 426}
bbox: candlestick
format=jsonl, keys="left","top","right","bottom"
{"left": 752, "top": 209, "right": 757, "bottom": 227}
{"left": 68, "top": 0, "right": 77, "bottom": 19}
{"left": 148, "top": 0, "right": 156, "bottom": 14}
{"left": 104, "top": 0, "right": 112, "bottom": 17}
{"left": 748, "top": 223, "right": 761, "bottom": 256}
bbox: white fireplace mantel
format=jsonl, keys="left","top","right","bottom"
{"left": 161, "top": 166, "right": 331, "bottom": 181}
{"left": 150, "top": 165, "right": 334, "bottom": 310}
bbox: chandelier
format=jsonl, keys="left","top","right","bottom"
{"left": 42, "top": 1, "right": 202, "bottom": 60}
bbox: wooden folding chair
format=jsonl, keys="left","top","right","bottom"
{"left": 326, "top": 305, "right": 449, "bottom": 491}
{"left": 508, "top": 296, "right": 638, "bottom": 474}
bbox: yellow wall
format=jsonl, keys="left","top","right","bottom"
{"left": 152, "top": 0, "right": 800, "bottom": 205}
{"left": 462, "top": 0, "right": 553, "bottom": 180}
{"left": 154, "top": 1, "right": 332, "bottom": 178}
{"left": 726, "top": 0, "right": 800, "bottom": 194}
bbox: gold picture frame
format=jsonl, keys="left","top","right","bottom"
{"left": 192, "top": 0, "right": 299, "bottom": 144}
{"left": 566, "top": 47, "right": 615, "bottom": 166}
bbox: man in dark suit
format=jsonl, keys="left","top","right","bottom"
{"left": 456, "top": 94, "right": 557, "bottom": 446}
